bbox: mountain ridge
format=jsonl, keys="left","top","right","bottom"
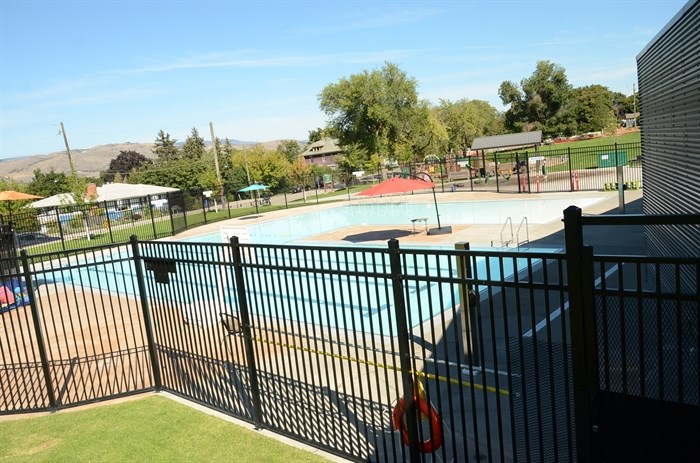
{"left": 1, "top": 139, "right": 297, "bottom": 183}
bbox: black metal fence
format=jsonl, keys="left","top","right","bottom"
{"left": 385, "top": 142, "right": 642, "bottom": 195}
{"left": 563, "top": 210, "right": 700, "bottom": 462}
{"left": 2, "top": 206, "right": 697, "bottom": 462}
{"left": 1, "top": 142, "right": 642, "bottom": 258}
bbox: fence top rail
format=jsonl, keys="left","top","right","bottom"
{"left": 578, "top": 213, "right": 700, "bottom": 226}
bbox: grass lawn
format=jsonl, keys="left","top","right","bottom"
{"left": 0, "top": 394, "right": 331, "bottom": 463}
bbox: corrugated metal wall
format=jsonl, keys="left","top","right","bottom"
{"left": 637, "top": 0, "right": 700, "bottom": 267}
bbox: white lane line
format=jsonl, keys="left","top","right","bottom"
{"left": 522, "top": 263, "right": 620, "bottom": 338}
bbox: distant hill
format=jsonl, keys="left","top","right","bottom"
{"left": 0, "top": 139, "right": 298, "bottom": 183}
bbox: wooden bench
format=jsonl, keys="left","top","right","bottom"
{"left": 448, "top": 170, "right": 472, "bottom": 182}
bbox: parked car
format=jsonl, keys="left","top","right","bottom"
{"left": 16, "top": 232, "right": 59, "bottom": 247}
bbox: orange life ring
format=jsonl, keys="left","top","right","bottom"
{"left": 392, "top": 395, "right": 443, "bottom": 453}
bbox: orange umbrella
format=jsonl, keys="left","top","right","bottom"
{"left": 0, "top": 190, "right": 43, "bottom": 223}
{"left": 0, "top": 190, "right": 43, "bottom": 201}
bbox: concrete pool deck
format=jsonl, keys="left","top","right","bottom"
{"left": 171, "top": 189, "right": 644, "bottom": 253}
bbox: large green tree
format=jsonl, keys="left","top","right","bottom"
{"left": 246, "top": 145, "right": 290, "bottom": 191}
{"left": 153, "top": 130, "right": 179, "bottom": 162}
{"left": 499, "top": 60, "right": 572, "bottom": 137}
{"left": 277, "top": 140, "right": 302, "bottom": 163}
{"left": 130, "top": 159, "right": 206, "bottom": 191}
{"left": 307, "top": 128, "right": 324, "bottom": 144}
{"left": 561, "top": 85, "right": 618, "bottom": 136}
{"left": 288, "top": 155, "right": 313, "bottom": 195}
{"left": 611, "top": 91, "right": 636, "bottom": 121}
{"left": 181, "top": 127, "right": 206, "bottom": 161}
{"left": 318, "top": 62, "right": 421, "bottom": 161}
{"left": 27, "top": 169, "right": 70, "bottom": 197}
{"left": 436, "top": 99, "right": 503, "bottom": 155}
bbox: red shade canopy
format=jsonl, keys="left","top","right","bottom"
{"left": 357, "top": 177, "right": 435, "bottom": 197}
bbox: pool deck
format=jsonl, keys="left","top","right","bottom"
{"left": 171, "top": 189, "right": 644, "bottom": 253}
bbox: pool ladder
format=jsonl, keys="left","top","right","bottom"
{"left": 491, "top": 217, "right": 529, "bottom": 248}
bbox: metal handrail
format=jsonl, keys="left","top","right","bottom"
{"left": 516, "top": 216, "right": 529, "bottom": 248}
{"left": 491, "top": 216, "right": 513, "bottom": 247}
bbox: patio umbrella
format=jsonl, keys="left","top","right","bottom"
{"left": 238, "top": 184, "right": 269, "bottom": 193}
{"left": 0, "top": 190, "right": 43, "bottom": 223}
{"left": 0, "top": 190, "right": 43, "bottom": 201}
{"left": 356, "top": 177, "right": 435, "bottom": 197}
{"left": 238, "top": 184, "right": 269, "bottom": 215}
{"left": 357, "top": 177, "right": 451, "bottom": 235}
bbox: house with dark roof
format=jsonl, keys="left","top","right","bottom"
{"left": 300, "top": 138, "right": 344, "bottom": 168}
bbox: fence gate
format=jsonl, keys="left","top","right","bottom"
{"left": 564, "top": 207, "right": 700, "bottom": 462}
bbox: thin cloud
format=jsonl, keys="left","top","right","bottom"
{"left": 294, "top": 7, "right": 441, "bottom": 36}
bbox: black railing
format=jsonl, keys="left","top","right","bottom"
{"left": 563, "top": 207, "right": 700, "bottom": 462}
{"left": 2, "top": 205, "right": 698, "bottom": 462}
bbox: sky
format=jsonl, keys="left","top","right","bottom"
{"left": 0, "top": 0, "right": 688, "bottom": 160}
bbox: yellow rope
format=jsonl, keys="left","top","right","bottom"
{"left": 249, "top": 335, "right": 510, "bottom": 396}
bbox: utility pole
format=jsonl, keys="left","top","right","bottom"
{"left": 243, "top": 149, "right": 251, "bottom": 185}
{"left": 209, "top": 122, "right": 223, "bottom": 197}
{"left": 59, "top": 121, "right": 75, "bottom": 174}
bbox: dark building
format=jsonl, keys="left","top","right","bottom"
{"left": 637, "top": 0, "right": 699, "bottom": 278}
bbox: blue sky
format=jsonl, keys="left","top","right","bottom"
{"left": 0, "top": 0, "right": 687, "bottom": 159}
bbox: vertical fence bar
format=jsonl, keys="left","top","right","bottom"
{"left": 387, "top": 239, "right": 419, "bottom": 463}
{"left": 19, "top": 250, "right": 56, "bottom": 408}
{"left": 130, "top": 235, "right": 162, "bottom": 390}
{"left": 564, "top": 206, "right": 600, "bottom": 462}
{"left": 229, "top": 236, "right": 264, "bottom": 429}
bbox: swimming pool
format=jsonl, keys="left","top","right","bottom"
{"left": 54, "top": 198, "right": 572, "bottom": 334}
{"left": 184, "top": 197, "right": 603, "bottom": 245}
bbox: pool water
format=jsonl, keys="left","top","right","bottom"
{"left": 55, "top": 199, "right": 571, "bottom": 333}
{"left": 184, "top": 197, "right": 602, "bottom": 245}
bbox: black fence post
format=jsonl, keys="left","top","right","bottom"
{"left": 495, "top": 152, "right": 500, "bottom": 192}
{"left": 102, "top": 201, "right": 115, "bottom": 244}
{"left": 20, "top": 250, "right": 56, "bottom": 408}
{"left": 130, "top": 235, "right": 162, "bottom": 390}
{"left": 525, "top": 150, "right": 531, "bottom": 193}
{"left": 454, "top": 242, "right": 480, "bottom": 368}
{"left": 229, "top": 236, "right": 264, "bottom": 429}
{"left": 564, "top": 206, "right": 600, "bottom": 462}
{"left": 615, "top": 142, "right": 625, "bottom": 213}
{"left": 388, "top": 239, "right": 420, "bottom": 463}
{"left": 568, "top": 147, "right": 574, "bottom": 192}
{"left": 148, "top": 195, "right": 157, "bottom": 239}
{"left": 55, "top": 208, "right": 66, "bottom": 251}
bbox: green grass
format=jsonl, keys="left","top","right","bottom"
{"left": 539, "top": 130, "right": 640, "bottom": 151}
{"left": 0, "top": 395, "right": 331, "bottom": 463}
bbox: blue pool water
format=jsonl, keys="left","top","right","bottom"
{"left": 56, "top": 199, "right": 571, "bottom": 333}
{"left": 184, "top": 197, "right": 602, "bottom": 245}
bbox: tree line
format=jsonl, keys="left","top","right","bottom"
{"left": 5, "top": 59, "right": 636, "bottom": 200}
